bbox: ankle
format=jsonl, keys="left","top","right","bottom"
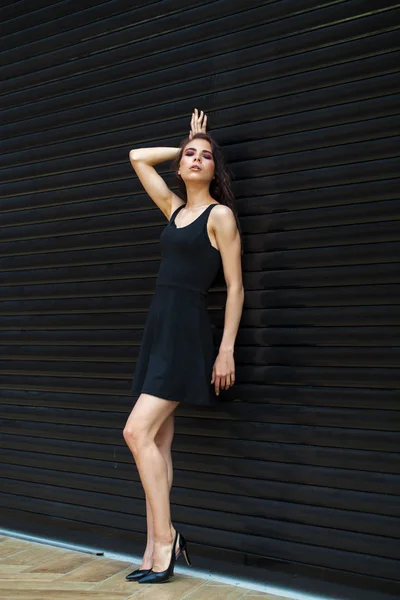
{"left": 154, "top": 533, "right": 173, "bottom": 545}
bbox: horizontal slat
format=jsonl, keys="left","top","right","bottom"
{"left": 0, "top": 361, "right": 398, "bottom": 391}
{"left": 2, "top": 306, "right": 397, "bottom": 328}
{"left": 0, "top": 405, "right": 398, "bottom": 451}
{"left": 1, "top": 472, "right": 398, "bottom": 559}
{"left": 0, "top": 0, "right": 64, "bottom": 26}
{"left": 3, "top": 52, "right": 399, "bottom": 152}
{"left": 1, "top": 201, "right": 399, "bottom": 248}
{"left": 2, "top": 30, "right": 398, "bottom": 135}
{"left": 0, "top": 0, "right": 207, "bottom": 46}
{"left": 0, "top": 285, "right": 398, "bottom": 313}
{"left": 0, "top": 21, "right": 393, "bottom": 124}
{"left": 0, "top": 231, "right": 399, "bottom": 282}
{"left": 1, "top": 0, "right": 398, "bottom": 589}
{"left": 0, "top": 267, "right": 398, "bottom": 302}
{"left": 2, "top": 1, "right": 386, "bottom": 84}
{"left": 0, "top": 345, "right": 399, "bottom": 368}
{"left": 1, "top": 384, "right": 398, "bottom": 411}
{"left": 0, "top": 0, "right": 277, "bottom": 88}
{"left": 0, "top": 491, "right": 399, "bottom": 580}
{"left": 2, "top": 93, "right": 399, "bottom": 172}
{"left": 2, "top": 505, "right": 400, "bottom": 596}
{"left": 0, "top": 399, "right": 399, "bottom": 430}
{"left": 2, "top": 447, "right": 398, "bottom": 516}
{"left": 1, "top": 170, "right": 397, "bottom": 218}
{"left": 1, "top": 461, "right": 399, "bottom": 536}
{"left": 1, "top": 431, "right": 398, "bottom": 480}
{"left": 4, "top": 112, "right": 400, "bottom": 183}
{"left": 2, "top": 60, "right": 400, "bottom": 155}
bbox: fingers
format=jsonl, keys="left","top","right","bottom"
{"left": 214, "top": 372, "right": 235, "bottom": 396}
{"left": 190, "top": 109, "right": 196, "bottom": 134}
{"left": 190, "top": 108, "right": 208, "bottom": 136}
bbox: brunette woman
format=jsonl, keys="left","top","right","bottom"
{"left": 123, "top": 109, "right": 244, "bottom": 584}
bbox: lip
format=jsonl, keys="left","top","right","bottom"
{"left": 190, "top": 165, "right": 201, "bottom": 171}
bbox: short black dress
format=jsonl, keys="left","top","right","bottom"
{"left": 131, "top": 203, "right": 222, "bottom": 405}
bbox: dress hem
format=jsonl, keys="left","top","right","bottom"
{"left": 132, "top": 387, "right": 219, "bottom": 406}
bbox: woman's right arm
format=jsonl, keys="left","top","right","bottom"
{"left": 129, "top": 109, "right": 207, "bottom": 218}
{"left": 129, "top": 147, "right": 182, "bottom": 219}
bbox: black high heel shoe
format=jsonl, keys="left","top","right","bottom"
{"left": 138, "top": 530, "right": 191, "bottom": 584}
{"left": 125, "top": 568, "right": 151, "bottom": 581}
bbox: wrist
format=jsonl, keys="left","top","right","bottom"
{"left": 219, "top": 345, "right": 234, "bottom": 354}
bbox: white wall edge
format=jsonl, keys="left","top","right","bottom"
{"left": 0, "top": 528, "right": 338, "bottom": 600}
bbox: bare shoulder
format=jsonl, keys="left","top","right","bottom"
{"left": 210, "top": 204, "right": 237, "bottom": 230}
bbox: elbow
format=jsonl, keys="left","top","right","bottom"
{"left": 227, "top": 284, "right": 245, "bottom": 297}
{"left": 129, "top": 149, "right": 140, "bottom": 163}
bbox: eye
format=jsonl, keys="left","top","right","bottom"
{"left": 203, "top": 153, "right": 212, "bottom": 160}
{"left": 185, "top": 150, "right": 195, "bottom": 156}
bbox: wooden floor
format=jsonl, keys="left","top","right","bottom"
{"left": 0, "top": 535, "right": 290, "bottom": 600}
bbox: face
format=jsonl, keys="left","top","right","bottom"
{"left": 178, "top": 139, "right": 215, "bottom": 184}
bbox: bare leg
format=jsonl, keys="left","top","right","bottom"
{"left": 140, "top": 413, "right": 175, "bottom": 569}
{"left": 123, "top": 393, "right": 179, "bottom": 572}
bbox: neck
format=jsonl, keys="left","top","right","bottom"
{"left": 185, "top": 185, "right": 214, "bottom": 208}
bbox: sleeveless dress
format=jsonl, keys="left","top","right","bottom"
{"left": 131, "top": 203, "right": 222, "bottom": 405}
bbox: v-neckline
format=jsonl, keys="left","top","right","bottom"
{"left": 172, "top": 203, "right": 218, "bottom": 229}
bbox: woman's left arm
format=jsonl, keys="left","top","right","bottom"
{"left": 210, "top": 206, "right": 245, "bottom": 395}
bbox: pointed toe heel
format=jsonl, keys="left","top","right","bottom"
{"left": 125, "top": 568, "right": 151, "bottom": 581}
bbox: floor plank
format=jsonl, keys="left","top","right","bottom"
{"left": 25, "top": 552, "right": 95, "bottom": 574}
{"left": 0, "top": 592, "right": 130, "bottom": 600}
{"left": 91, "top": 566, "right": 140, "bottom": 592}
{"left": 0, "top": 540, "right": 29, "bottom": 559}
{"left": 0, "top": 566, "right": 25, "bottom": 573}
{"left": 182, "top": 583, "right": 246, "bottom": 599}
{"left": 58, "top": 557, "right": 131, "bottom": 582}
{"left": 0, "top": 536, "right": 292, "bottom": 600}
{"left": 0, "top": 581, "right": 96, "bottom": 591}
{"left": 0, "top": 573, "right": 62, "bottom": 581}
{"left": 0, "top": 545, "right": 63, "bottom": 567}
{"left": 121, "top": 575, "right": 206, "bottom": 599}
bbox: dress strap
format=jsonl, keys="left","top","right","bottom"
{"left": 169, "top": 204, "right": 185, "bottom": 223}
{"left": 202, "top": 203, "right": 218, "bottom": 227}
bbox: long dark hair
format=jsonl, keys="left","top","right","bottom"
{"left": 172, "top": 132, "right": 243, "bottom": 254}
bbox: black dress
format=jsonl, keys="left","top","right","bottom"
{"left": 131, "top": 203, "right": 222, "bottom": 405}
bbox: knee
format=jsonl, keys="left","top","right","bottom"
{"left": 123, "top": 423, "right": 147, "bottom": 454}
{"left": 123, "top": 422, "right": 136, "bottom": 449}
{"left": 122, "top": 423, "right": 131, "bottom": 443}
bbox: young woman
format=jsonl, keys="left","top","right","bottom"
{"left": 123, "top": 109, "right": 244, "bottom": 584}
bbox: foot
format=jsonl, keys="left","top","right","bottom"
{"left": 152, "top": 527, "right": 178, "bottom": 573}
{"left": 139, "top": 548, "right": 154, "bottom": 571}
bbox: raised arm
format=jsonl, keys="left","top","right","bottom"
{"left": 129, "top": 109, "right": 208, "bottom": 219}
{"left": 129, "top": 147, "right": 182, "bottom": 220}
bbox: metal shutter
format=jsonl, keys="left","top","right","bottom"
{"left": 1, "top": 1, "right": 399, "bottom": 596}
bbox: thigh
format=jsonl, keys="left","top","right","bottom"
{"left": 125, "top": 393, "right": 178, "bottom": 441}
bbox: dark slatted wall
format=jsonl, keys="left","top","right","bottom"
{"left": 1, "top": 1, "right": 399, "bottom": 597}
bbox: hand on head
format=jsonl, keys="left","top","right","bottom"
{"left": 189, "top": 108, "right": 207, "bottom": 139}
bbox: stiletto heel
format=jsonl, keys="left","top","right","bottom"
{"left": 182, "top": 546, "right": 191, "bottom": 566}
{"left": 178, "top": 532, "right": 192, "bottom": 566}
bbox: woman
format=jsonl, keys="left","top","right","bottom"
{"left": 123, "top": 109, "right": 244, "bottom": 584}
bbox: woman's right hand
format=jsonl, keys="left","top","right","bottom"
{"left": 189, "top": 108, "right": 207, "bottom": 139}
